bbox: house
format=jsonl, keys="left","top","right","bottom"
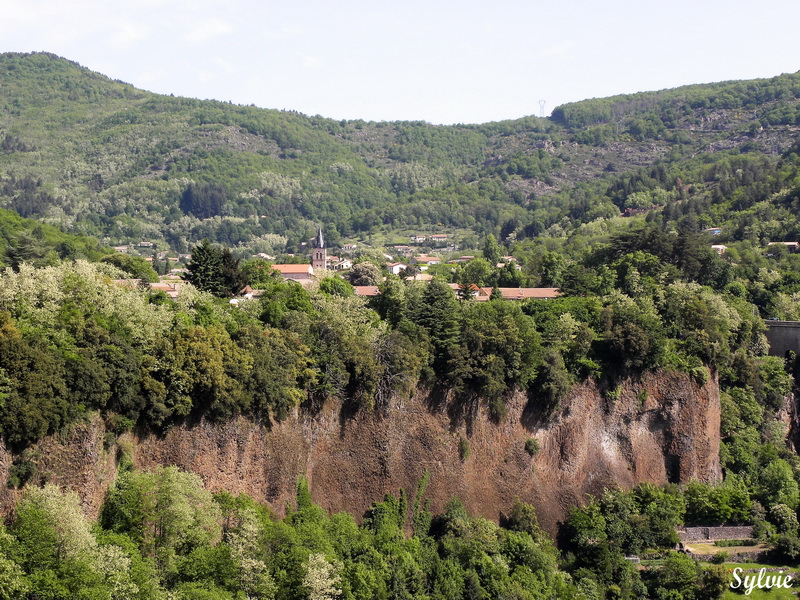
{"left": 410, "top": 235, "right": 428, "bottom": 243}
{"left": 622, "top": 207, "right": 654, "bottom": 217}
{"left": 116, "top": 278, "right": 182, "bottom": 300}
{"left": 271, "top": 264, "right": 315, "bottom": 283}
{"left": 711, "top": 244, "right": 728, "bottom": 255}
{"left": 415, "top": 255, "right": 441, "bottom": 266}
{"left": 491, "top": 287, "right": 561, "bottom": 300}
{"left": 148, "top": 281, "right": 183, "bottom": 298}
{"left": 353, "top": 286, "right": 381, "bottom": 297}
{"left": 429, "top": 234, "right": 448, "bottom": 244}
{"left": 113, "top": 278, "right": 142, "bottom": 289}
{"left": 447, "top": 283, "right": 480, "bottom": 299}
{"left": 113, "top": 245, "right": 130, "bottom": 253}
{"left": 386, "top": 262, "right": 408, "bottom": 275}
{"left": 446, "top": 284, "right": 561, "bottom": 301}
{"left": 450, "top": 256, "right": 474, "bottom": 264}
{"left": 496, "top": 262, "right": 522, "bottom": 271}
{"left": 342, "top": 243, "right": 358, "bottom": 251}
{"left": 238, "top": 285, "right": 264, "bottom": 299}
{"left": 768, "top": 241, "right": 800, "bottom": 253}
{"left": 138, "top": 241, "right": 154, "bottom": 248}
{"left": 392, "top": 245, "right": 415, "bottom": 256}
{"left": 332, "top": 259, "right": 352, "bottom": 270}
{"left": 703, "top": 227, "right": 722, "bottom": 236}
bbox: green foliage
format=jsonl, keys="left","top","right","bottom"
{"left": 100, "top": 466, "right": 222, "bottom": 582}
{"left": 241, "top": 258, "right": 281, "bottom": 288}
{"left": 452, "top": 300, "right": 542, "bottom": 415}
{"left": 458, "top": 437, "right": 471, "bottom": 461}
{"left": 409, "top": 278, "right": 459, "bottom": 373}
{"left": 646, "top": 552, "right": 720, "bottom": 600}
{"left": 318, "top": 275, "right": 354, "bottom": 298}
{"left": 346, "top": 262, "right": 381, "bottom": 286}
{"left": 2, "top": 52, "right": 800, "bottom": 289}
{"left": 758, "top": 459, "right": 799, "bottom": 509}
{"left": 601, "top": 293, "right": 666, "bottom": 371}
{"left": 185, "top": 240, "right": 245, "bottom": 297}
{"left": 100, "top": 252, "right": 159, "bottom": 282}
{"left": 534, "top": 348, "right": 571, "bottom": 413}
{"left": 258, "top": 278, "right": 314, "bottom": 327}
{"left": 524, "top": 438, "right": 540, "bottom": 457}
{"left": 237, "top": 325, "right": 314, "bottom": 422}
{"left": 6, "top": 451, "right": 36, "bottom": 489}
{"left": 180, "top": 182, "right": 228, "bottom": 219}
{"left": 12, "top": 484, "right": 136, "bottom": 599}
{"left": 482, "top": 233, "right": 502, "bottom": 265}
{"left": 683, "top": 478, "right": 751, "bottom": 525}
{"left": 0, "top": 311, "right": 71, "bottom": 449}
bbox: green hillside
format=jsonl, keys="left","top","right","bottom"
{"left": 0, "top": 205, "right": 107, "bottom": 268}
{"left": 2, "top": 52, "right": 799, "bottom": 254}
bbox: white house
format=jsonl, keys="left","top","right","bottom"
{"left": 386, "top": 262, "right": 408, "bottom": 275}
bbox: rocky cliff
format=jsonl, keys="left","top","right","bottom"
{"left": 0, "top": 370, "right": 720, "bottom": 534}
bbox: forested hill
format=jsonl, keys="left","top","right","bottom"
{"left": 1, "top": 51, "right": 800, "bottom": 254}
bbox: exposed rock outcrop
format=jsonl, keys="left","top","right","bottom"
{"left": 0, "top": 370, "right": 719, "bottom": 534}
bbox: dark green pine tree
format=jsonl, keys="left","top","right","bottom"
{"left": 219, "top": 247, "right": 247, "bottom": 297}
{"left": 185, "top": 240, "right": 225, "bottom": 296}
{"left": 482, "top": 233, "right": 502, "bottom": 266}
{"left": 412, "top": 279, "right": 460, "bottom": 373}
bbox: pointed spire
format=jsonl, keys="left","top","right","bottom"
{"left": 316, "top": 227, "right": 325, "bottom": 249}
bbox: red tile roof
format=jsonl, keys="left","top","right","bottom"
{"left": 271, "top": 264, "right": 314, "bottom": 274}
{"left": 353, "top": 286, "right": 381, "bottom": 296}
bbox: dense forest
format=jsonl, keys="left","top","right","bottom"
{"left": 2, "top": 52, "right": 800, "bottom": 598}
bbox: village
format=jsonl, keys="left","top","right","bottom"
{"left": 110, "top": 226, "right": 800, "bottom": 307}
{"left": 111, "top": 230, "right": 563, "bottom": 302}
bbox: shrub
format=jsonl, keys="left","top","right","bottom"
{"left": 636, "top": 389, "right": 648, "bottom": 406}
{"left": 710, "top": 551, "right": 728, "bottom": 564}
{"left": 7, "top": 454, "right": 36, "bottom": 489}
{"left": 606, "top": 384, "right": 621, "bottom": 402}
{"left": 458, "top": 437, "right": 471, "bottom": 462}
{"left": 525, "top": 438, "right": 540, "bottom": 457}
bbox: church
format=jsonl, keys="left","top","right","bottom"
{"left": 311, "top": 227, "right": 326, "bottom": 271}
{"left": 268, "top": 228, "right": 326, "bottom": 285}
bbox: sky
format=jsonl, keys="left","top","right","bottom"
{"left": 2, "top": 0, "right": 800, "bottom": 125}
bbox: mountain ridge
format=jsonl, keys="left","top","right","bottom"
{"left": 1, "top": 52, "right": 800, "bottom": 255}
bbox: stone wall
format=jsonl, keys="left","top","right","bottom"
{"left": 677, "top": 526, "right": 753, "bottom": 542}
{"left": 765, "top": 320, "right": 800, "bottom": 357}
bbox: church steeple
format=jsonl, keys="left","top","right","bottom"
{"left": 315, "top": 228, "right": 325, "bottom": 250}
{"left": 311, "top": 227, "right": 326, "bottom": 271}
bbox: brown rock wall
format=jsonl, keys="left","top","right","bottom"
{"left": 0, "top": 370, "right": 720, "bottom": 533}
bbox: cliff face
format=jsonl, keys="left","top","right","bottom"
{"left": 0, "top": 370, "right": 720, "bottom": 534}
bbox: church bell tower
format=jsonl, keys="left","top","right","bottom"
{"left": 311, "top": 227, "right": 326, "bottom": 272}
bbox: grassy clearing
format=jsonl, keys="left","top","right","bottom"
{"left": 686, "top": 542, "right": 769, "bottom": 555}
{"left": 719, "top": 563, "right": 799, "bottom": 599}
{"left": 722, "top": 586, "right": 797, "bottom": 599}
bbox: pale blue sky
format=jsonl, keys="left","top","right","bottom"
{"left": 3, "top": 0, "right": 799, "bottom": 124}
